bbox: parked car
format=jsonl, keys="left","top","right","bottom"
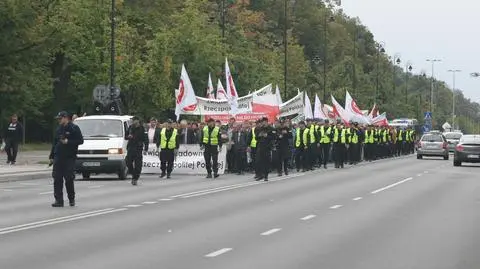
{"left": 453, "top": 134, "right": 480, "bottom": 166}
{"left": 443, "top": 132, "right": 463, "bottom": 152}
{"left": 417, "top": 133, "right": 449, "bottom": 160}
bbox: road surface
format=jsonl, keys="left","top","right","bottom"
{"left": 1, "top": 156, "right": 479, "bottom": 269}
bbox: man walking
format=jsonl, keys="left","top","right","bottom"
{"left": 157, "top": 119, "right": 179, "bottom": 179}
{"left": 200, "top": 118, "right": 222, "bottom": 178}
{"left": 126, "top": 116, "right": 148, "bottom": 185}
{"left": 3, "top": 114, "right": 23, "bottom": 165}
{"left": 49, "top": 111, "right": 83, "bottom": 207}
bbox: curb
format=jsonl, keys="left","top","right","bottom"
{"left": 0, "top": 172, "right": 52, "bottom": 183}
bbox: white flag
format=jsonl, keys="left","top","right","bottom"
{"left": 275, "top": 85, "right": 283, "bottom": 105}
{"left": 175, "top": 64, "right": 198, "bottom": 120}
{"left": 303, "top": 93, "right": 314, "bottom": 119}
{"left": 206, "top": 73, "right": 215, "bottom": 99}
{"left": 313, "top": 94, "right": 327, "bottom": 119}
{"left": 216, "top": 79, "right": 228, "bottom": 100}
{"left": 225, "top": 58, "right": 238, "bottom": 114}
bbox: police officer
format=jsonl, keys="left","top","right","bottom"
{"left": 294, "top": 121, "right": 309, "bottom": 172}
{"left": 157, "top": 119, "right": 179, "bottom": 179}
{"left": 306, "top": 119, "right": 318, "bottom": 170}
{"left": 126, "top": 116, "right": 148, "bottom": 185}
{"left": 332, "top": 122, "right": 347, "bottom": 168}
{"left": 319, "top": 120, "right": 332, "bottom": 169}
{"left": 275, "top": 120, "right": 292, "bottom": 176}
{"left": 349, "top": 122, "right": 361, "bottom": 165}
{"left": 247, "top": 121, "right": 258, "bottom": 176}
{"left": 201, "top": 118, "right": 222, "bottom": 178}
{"left": 4, "top": 114, "right": 23, "bottom": 165}
{"left": 255, "top": 117, "right": 274, "bottom": 181}
{"left": 49, "top": 111, "right": 84, "bottom": 207}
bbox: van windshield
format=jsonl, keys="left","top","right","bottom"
{"left": 75, "top": 119, "right": 123, "bottom": 138}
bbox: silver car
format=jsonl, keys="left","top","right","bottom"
{"left": 417, "top": 133, "right": 449, "bottom": 160}
{"left": 443, "top": 132, "right": 463, "bottom": 152}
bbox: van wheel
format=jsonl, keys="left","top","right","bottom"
{"left": 417, "top": 155, "right": 422, "bottom": 159}
{"left": 453, "top": 161, "right": 461, "bottom": 167}
{"left": 82, "top": 172, "right": 90, "bottom": 180}
{"left": 118, "top": 166, "right": 128, "bottom": 180}
{"left": 444, "top": 155, "right": 449, "bottom": 160}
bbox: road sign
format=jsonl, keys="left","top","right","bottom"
{"left": 422, "top": 125, "right": 430, "bottom": 133}
{"left": 424, "top": 112, "right": 432, "bottom": 120}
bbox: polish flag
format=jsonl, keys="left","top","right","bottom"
{"left": 225, "top": 58, "right": 238, "bottom": 114}
{"left": 206, "top": 73, "right": 215, "bottom": 99}
{"left": 331, "top": 95, "right": 350, "bottom": 125}
{"left": 216, "top": 79, "right": 228, "bottom": 100}
{"left": 345, "top": 90, "right": 370, "bottom": 124}
{"left": 175, "top": 64, "right": 198, "bottom": 120}
{"left": 372, "top": 112, "right": 389, "bottom": 126}
{"left": 368, "top": 103, "right": 379, "bottom": 119}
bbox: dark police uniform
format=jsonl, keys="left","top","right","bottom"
{"left": 157, "top": 127, "right": 179, "bottom": 178}
{"left": 332, "top": 126, "right": 347, "bottom": 168}
{"left": 49, "top": 112, "right": 84, "bottom": 207}
{"left": 294, "top": 125, "right": 310, "bottom": 172}
{"left": 126, "top": 121, "right": 148, "bottom": 185}
{"left": 275, "top": 126, "right": 292, "bottom": 176}
{"left": 255, "top": 124, "right": 274, "bottom": 181}
{"left": 4, "top": 119, "right": 23, "bottom": 164}
{"left": 201, "top": 124, "right": 222, "bottom": 178}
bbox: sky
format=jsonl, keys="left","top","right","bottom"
{"left": 340, "top": 0, "right": 480, "bottom": 104}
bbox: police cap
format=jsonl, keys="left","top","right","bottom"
{"left": 55, "top": 111, "right": 70, "bottom": 119}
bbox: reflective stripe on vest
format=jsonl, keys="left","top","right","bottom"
{"left": 203, "top": 126, "right": 219, "bottom": 145}
{"left": 295, "top": 128, "right": 308, "bottom": 148}
{"left": 351, "top": 128, "right": 358, "bottom": 144}
{"left": 365, "top": 130, "right": 374, "bottom": 144}
{"left": 309, "top": 126, "right": 316, "bottom": 144}
{"left": 333, "top": 128, "right": 347, "bottom": 143}
{"left": 398, "top": 130, "right": 403, "bottom": 141}
{"left": 250, "top": 127, "right": 257, "bottom": 148}
{"left": 320, "top": 126, "right": 331, "bottom": 143}
{"left": 160, "top": 128, "right": 177, "bottom": 149}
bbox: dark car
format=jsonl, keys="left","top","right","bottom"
{"left": 453, "top": 134, "right": 480, "bottom": 166}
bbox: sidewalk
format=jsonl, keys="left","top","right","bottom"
{"left": 0, "top": 164, "right": 52, "bottom": 182}
{"left": 0, "top": 150, "right": 50, "bottom": 165}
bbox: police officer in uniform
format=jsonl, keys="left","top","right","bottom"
{"left": 294, "top": 121, "right": 309, "bottom": 172}
{"left": 49, "top": 111, "right": 84, "bottom": 207}
{"left": 319, "top": 120, "right": 332, "bottom": 169}
{"left": 126, "top": 116, "right": 149, "bottom": 185}
{"left": 201, "top": 118, "right": 222, "bottom": 178}
{"left": 332, "top": 122, "right": 347, "bottom": 168}
{"left": 157, "top": 119, "right": 179, "bottom": 179}
{"left": 349, "top": 122, "right": 361, "bottom": 165}
{"left": 247, "top": 121, "right": 258, "bottom": 176}
{"left": 275, "top": 120, "right": 292, "bottom": 176}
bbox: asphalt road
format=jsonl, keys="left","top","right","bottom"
{"left": 1, "top": 155, "right": 480, "bottom": 269}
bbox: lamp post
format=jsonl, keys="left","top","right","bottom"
{"left": 323, "top": 12, "right": 335, "bottom": 101}
{"left": 312, "top": 55, "right": 322, "bottom": 97}
{"left": 375, "top": 42, "right": 386, "bottom": 105}
{"left": 448, "top": 69, "right": 461, "bottom": 130}
{"left": 110, "top": 0, "right": 116, "bottom": 94}
{"left": 405, "top": 62, "right": 412, "bottom": 104}
{"left": 393, "top": 54, "right": 401, "bottom": 96}
{"left": 283, "top": 0, "right": 288, "bottom": 100}
{"left": 426, "top": 59, "right": 441, "bottom": 114}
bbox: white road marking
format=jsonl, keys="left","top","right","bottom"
{"left": 39, "top": 191, "right": 53, "bottom": 195}
{"left": 159, "top": 198, "right": 172, "bottom": 201}
{"left": 424, "top": 171, "right": 429, "bottom": 173}
{"left": 371, "top": 177, "right": 413, "bottom": 194}
{"left": 0, "top": 189, "right": 13, "bottom": 192}
{"left": 205, "top": 248, "right": 233, "bottom": 258}
{"left": 0, "top": 208, "right": 118, "bottom": 235}
{"left": 301, "top": 215, "right": 316, "bottom": 220}
{"left": 124, "top": 204, "right": 142, "bottom": 208}
{"left": 19, "top": 183, "right": 39, "bottom": 186}
{"left": 261, "top": 228, "right": 282, "bottom": 235}
{"left": 142, "top": 201, "right": 158, "bottom": 204}
{"left": 330, "top": 205, "right": 343, "bottom": 209}
{"left": 88, "top": 185, "right": 104, "bottom": 189}
{"left": 352, "top": 197, "right": 363, "bottom": 201}
{"left": 181, "top": 182, "right": 262, "bottom": 198}
{"left": 417, "top": 173, "right": 422, "bottom": 176}
{"left": 171, "top": 182, "right": 259, "bottom": 198}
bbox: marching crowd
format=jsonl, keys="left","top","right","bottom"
{"left": 144, "top": 116, "right": 417, "bottom": 182}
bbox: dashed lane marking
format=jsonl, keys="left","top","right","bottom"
{"left": 159, "top": 198, "right": 173, "bottom": 201}
{"left": 371, "top": 177, "right": 413, "bottom": 194}
{"left": 330, "top": 205, "right": 343, "bottom": 209}
{"left": 88, "top": 185, "right": 104, "bottom": 189}
{"left": 205, "top": 248, "right": 233, "bottom": 258}
{"left": 142, "top": 201, "right": 158, "bottom": 205}
{"left": 261, "top": 228, "right": 282, "bottom": 236}
{"left": 124, "top": 204, "right": 142, "bottom": 208}
{"left": 39, "top": 191, "right": 53, "bottom": 195}
{"left": 301, "top": 215, "right": 316, "bottom": 221}
{"left": 352, "top": 197, "right": 363, "bottom": 201}
{"left": 0, "top": 189, "right": 13, "bottom": 192}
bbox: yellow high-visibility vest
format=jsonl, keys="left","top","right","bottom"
{"left": 160, "top": 128, "right": 177, "bottom": 149}
{"left": 320, "top": 126, "right": 331, "bottom": 143}
{"left": 250, "top": 127, "right": 257, "bottom": 148}
{"left": 351, "top": 128, "right": 359, "bottom": 144}
{"left": 202, "top": 126, "right": 219, "bottom": 145}
{"left": 365, "top": 130, "right": 374, "bottom": 144}
{"left": 309, "top": 126, "right": 316, "bottom": 143}
{"left": 295, "top": 128, "right": 308, "bottom": 148}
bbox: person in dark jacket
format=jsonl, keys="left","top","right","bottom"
{"left": 4, "top": 114, "right": 23, "bottom": 165}
{"left": 200, "top": 118, "right": 223, "bottom": 178}
{"left": 126, "top": 116, "right": 148, "bottom": 185}
{"left": 255, "top": 117, "right": 274, "bottom": 181}
{"left": 49, "top": 111, "right": 84, "bottom": 207}
{"left": 275, "top": 120, "right": 292, "bottom": 176}
{"left": 231, "top": 123, "right": 248, "bottom": 174}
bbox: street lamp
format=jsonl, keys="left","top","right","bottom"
{"left": 393, "top": 54, "right": 401, "bottom": 95}
{"left": 311, "top": 55, "right": 322, "bottom": 97}
{"left": 273, "top": 39, "right": 287, "bottom": 100}
{"left": 426, "top": 58, "right": 441, "bottom": 114}
{"left": 405, "top": 62, "right": 413, "bottom": 104}
{"left": 375, "top": 42, "right": 386, "bottom": 105}
{"left": 323, "top": 12, "right": 335, "bottom": 101}
{"left": 448, "top": 69, "right": 461, "bottom": 129}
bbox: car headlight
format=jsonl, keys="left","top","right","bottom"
{"left": 108, "top": 148, "right": 123, "bottom": 154}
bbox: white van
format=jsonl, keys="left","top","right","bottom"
{"left": 74, "top": 115, "right": 133, "bottom": 180}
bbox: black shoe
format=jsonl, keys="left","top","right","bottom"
{"left": 166, "top": 174, "right": 171, "bottom": 179}
{"left": 160, "top": 173, "right": 166, "bottom": 178}
{"left": 6, "top": 161, "right": 10, "bottom": 165}
{"left": 214, "top": 174, "right": 219, "bottom": 178}
{"left": 285, "top": 171, "right": 289, "bottom": 175}
{"left": 69, "top": 200, "right": 75, "bottom": 207}
{"left": 131, "top": 179, "right": 138, "bottom": 186}
{"left": 51, "top": 201, "right": 64, "bottom": 207}
{"left": 324, "top": 165, "right": 327, "bottom": 169}
{"left": 256, "top": 176, "right": 264, "bottom": 181}
{"left": 206, "top": 174, "right": 212, "bottom": 178}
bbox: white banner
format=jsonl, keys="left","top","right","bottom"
{"left": 142, "top": 144, "right": 227, "bottom": 175}
{"left": 279, "top": 91, "right": 304, "bottom": 117}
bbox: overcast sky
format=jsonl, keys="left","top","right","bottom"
{"left": 341, "top": 0, "right": 480, "bottom": 104}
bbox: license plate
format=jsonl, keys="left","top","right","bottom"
{"left": 467, "top": 155, "right": 479, "bottom": 158}
{"left": 83, "top": 162, "right": 100, "bottom": 167}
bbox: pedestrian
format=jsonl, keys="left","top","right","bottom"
{"left": 49, "top": 111, "right": 84, "bottom": 207}
{"left": 200, "top": 118, "right": 222, "bottom": 178}
{"left": 157, "top": 119, "right": 179, "bottom": 179}
{"left": 275, "top": 120, "right": 292, "bottom": 176}
{"left": 294, "top": 121, "right": 310, "bottom": 172}
{"left": 247, "top": 121, "right": 258, "bottom": 176}
{"left": 232, "top": 123, "right": 248, "bottom": 175}
{"left": 126, "top": 116, "right": 148, "bottom": 185}
{"left": 332, "top": 122, "right": 347, "bottom": 168}
{"left": 255, "top": 117, "right": 273, "bottom": 181}
{"left": 3, "top": 114, "right": 23, "bottom": 165}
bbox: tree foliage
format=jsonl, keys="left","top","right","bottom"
{"left": 1, "top": 0, "right": 479, "bottom": 141}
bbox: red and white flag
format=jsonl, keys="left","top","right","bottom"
{"left": 225, "top": 58, "right": 238, "bottom": 113}
{"left": 368, "top": 103, "right": 379, "bottom": 119}
{"left": 313, "top": 94, "right": 327, "bottom": 119}
{"left": 216, "top": 79, "right": 228, "bottom": 100}
{"left": 331, "top": 95, "right": 350, "bottom": 125}
{"left": 175, "top": 64, "right": 198, "bottom": 120}
{"left": 206, "top": 73, "right": 215, "bottom": 99}
{"left": 372, "top": 112, "right": 389, "bottom": 126}
{"left": 345, "top": 90, "right": 370, "bottom": 124}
